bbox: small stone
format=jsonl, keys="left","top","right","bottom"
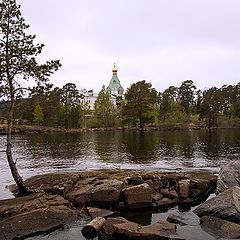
{"left": 125, "top": 175, "right": 144, "bottom": 185}
{"left": 167, "top": 213, "right": 187, "bottom": 226}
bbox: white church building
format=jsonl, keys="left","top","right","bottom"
{"left": 80, "top": 64, "right": 124, "bottom": 110}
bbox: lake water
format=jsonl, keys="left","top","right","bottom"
{"left": 0, "top": 129, "right": 240, "bottom": 240}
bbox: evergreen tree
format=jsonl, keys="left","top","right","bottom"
{"left": 159, "top": 86, "right": 179, "bottom": 122}
{"left": 33, "top": 103, "right": 43, "bottom": 125}
{"left": 199, "top": 87, "right": 221, "bottom": 128}
{"left": 61, "top": 83, "right": 80, "bottom": 106}
{"left": 42, "top": 87, "right": 62, "bottom": 127}
{"left": 0, "top": 0, "right": 61, "bottom": 195}
{"left": 123, "top": 80, "right": 157, "bottom": 130}
{"left": 178, "top": 80, "right": 196, "bottom": 116}
{"left": 94, "top": 85, "right": 116, "bottom": 127}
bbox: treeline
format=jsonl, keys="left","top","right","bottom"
{"left": 1, "top": 80, "right": 240, "bottom": 129}
{"left": 158, "top": 80, "right": 240, "bottom": 128}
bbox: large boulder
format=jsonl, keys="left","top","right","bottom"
{"left": 200, "top": 216, "right": 240, "bottom": 239}
{"left": 178, "top": 179, "right": 190, "bottom": 200}
{"left": 194, "top": 186, "right": 240, "bottom": 223}
{"left": 0, "top": 193, "right": 78, "bottom": 240}
{"left": 216, "top": 160, "right": 240, "bottom": 194}
{"left": 189, "top": 179, "right": 211, "bottom": 199}
{"left": 123, "top": 183, "right": 152, "bottom": 209}
{"left": 66, "top": 178, "right": 123, "bottom": 207}
{"left": 99, "top": 217, "right": 177, "bottom": 240}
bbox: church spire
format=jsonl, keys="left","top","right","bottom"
{"left": 112, "top": 62, "right": 118, "bottom": 75}
{"left": 107, "top": 63, "right": 124, "bottom": 97}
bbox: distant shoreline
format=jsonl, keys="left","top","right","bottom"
{"left": 1, "top": 123, "right": 240, "bottom": 135}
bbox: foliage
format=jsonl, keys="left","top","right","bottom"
{"left": 33, "top": 103, "right": 43, "bottom": 125}
{"left": 2, "top": 78, "right": 240, "bottom": 129}
{"left": 94, "top": 86, "right": 116, "bottom": 127}
{"left": 60, "top": 83, "right": 80, "bottom": 106}
{"left": 0, "top": 0, "right": 61, "bottom": 195}
{"left": 122, "top": 80, "right": 157, "bottom": 129}
{"left": 198, "top": 84, "right": 240, "bottom": 128}
{"left": 178, "top": 80, "right": 196, "bottom": 116}
{"left": 158, "top": 86, "right": 179, "bottom": 122}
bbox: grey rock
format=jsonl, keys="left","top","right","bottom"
{"left": 200, "top": 216, "right": 240, "bottom": 239}
{"left": 194, "top": 186, "right": 240, "bottom": 223}
{"left": 216, "top": 160, "right": 240, "bottom": 194}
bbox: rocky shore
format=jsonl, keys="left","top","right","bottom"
{"left": 0, "top": 162, "right": 240, "bottom": 239}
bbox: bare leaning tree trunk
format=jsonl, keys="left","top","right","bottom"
{"left": 6, "top": 80, "right": 31, "bottom": 196}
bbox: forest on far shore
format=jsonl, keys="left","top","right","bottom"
{"left": 1, "top": 79, "right": 240, "bottom": 130}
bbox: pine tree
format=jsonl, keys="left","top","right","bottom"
{"left": 123, "top": 80, "right": 157, "bottom": 130}
{"left": 94, "top": 86, "right": 116, "bottom": 127}
{"left": 0, "top": 0, "right": 61, "bottom": 195}
{"left": 33, "top": 103, "right": 44, "bottom": 125}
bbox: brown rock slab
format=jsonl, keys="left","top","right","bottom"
{"left": 155, "top": 197, "right": 177, "bottom": 207}
{"left": 190, "top": 179, "right": 210, "bottom": 199}
{"left": 9, "top": 172, "right": 81, "bottom": 196}
{"left": 161, "top": 188, "right": 179, "bottom": 200}
{"left": 86, "top": 207, "right": 115, "bottom": 219}
{"left": 100, "top": 217, "right": 178, "bottom": 240}
{"left": 0, "top": 193, "right": 78, "bottom": 240}
{"left": 167, "top": 213, "right": 188, "bottom": 226}
{"left": 0, "top": 192, "right": 74, "bottom": 220}
{"left": 67, "top": 178, "right": 123, "bottom": 207}
{"left": 101, "top": 217, "right": 127, "bottom": 236}
{"left": 123, "top": 183, "right": 152, "bottom": 209}
{"left": 178, "top": 179, "right": 190, "bottom": 200}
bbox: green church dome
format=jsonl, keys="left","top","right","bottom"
{"left": 107, "top": 63, "right": 124, "bottom": 97}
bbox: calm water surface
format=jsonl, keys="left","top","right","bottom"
{"left": 1, "top": 129, "right": 240, "bottom": 239}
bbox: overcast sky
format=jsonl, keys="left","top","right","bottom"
{"left": 18, "top": 0, "right": 240, "bottom": 93}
